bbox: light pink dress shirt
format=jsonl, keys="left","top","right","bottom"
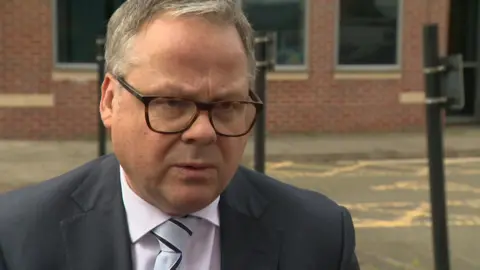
{"left": 119, "top": 166, "right": 221, "bottom": 270}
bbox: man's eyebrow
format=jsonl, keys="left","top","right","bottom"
{"left": 142, "top": 82, "right": 189, "bottom": 96}
{"left": 211, "top": 91, "right": 249, "bottom": 101}
{"left": 145, "top": 82, "right": 249, "bottom": 100}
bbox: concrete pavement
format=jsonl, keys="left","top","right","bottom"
{"left": 2, "top": 128, "right": 480, "bottom": 269}
{"left": 267, "top": 157, "right": 480, "bottom": 270}
{"left": 243, "top": 126, "right": 480, "bottom": 162}
{"left": 2, "top": 126, "right": 480, "bottom": 188}
{"left": 3, "top": 125, "right": 480, "bottom": 163}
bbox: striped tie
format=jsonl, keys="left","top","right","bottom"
{"left": 152, "top": 217, "right": 194, "bottom": 270}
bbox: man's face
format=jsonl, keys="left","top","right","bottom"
{"left": 100, "top": 15, "right": 251, "bottom": 216}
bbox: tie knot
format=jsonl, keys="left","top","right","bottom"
{"left": 152, "top": 217, "right": 194, "bottom": 253}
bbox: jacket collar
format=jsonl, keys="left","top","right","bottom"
{"left": 61, "top": 155, "right": 281, "bottom": 270}
{"left": 61, "top": 154, "right": 133, "bottom": 270}
{"left": 219, "top": 168, "right": 281, "bottom": 270}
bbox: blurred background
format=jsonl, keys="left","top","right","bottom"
{"left": 1, "top": 0, "right": 480, "bottom": 269}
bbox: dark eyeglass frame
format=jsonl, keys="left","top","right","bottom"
{"left": 114, "top": 76, "right": 264, "bottom": 137}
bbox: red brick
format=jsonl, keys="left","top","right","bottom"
{"left": 0, "top": 0, "right": 449, "bottom": 139}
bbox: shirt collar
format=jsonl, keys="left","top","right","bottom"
{"left": 119, "top": 166, "right": 220, "bottom": 243}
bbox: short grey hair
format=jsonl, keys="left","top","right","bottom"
{"left": 105, "top": 0, "right": 256, "bottom": 81}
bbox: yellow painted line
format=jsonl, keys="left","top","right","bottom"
{"left": 313, "top": 163, "right": 366, "bottom": 177}
{"left": 344, "top": 200, "right": 480, "bottom": 228}
{"left": 359, "top": 156, "right": 480, "bottom": 166}
{"left": 397, "top": 202, "right": 430, "bottom": 225}
{"left": 415, "top": 167, "right": 429, "bottom": 176}
{"left": 266, "top": 161, "right": 294, "bottom": 170}
{"left": 273, "top": 167, "right": 480, "bottom": 178}
{"left": 369, "top": 179, "right": 480, "bottom": 193}
{"left": 343, "top": 199, "right": 480, "bottom": 212}
{"left": 342, "top": 201, "right": 415, "bottom": 211}
{"left": 355, "top": 170, "right": 406, "bottom": 177}
{"left": 271, "top": 162, "right": 367, "bottom": 178}
{"left": 361, "top": 158, "right": 428, "bottom": 165}
{"left": 268, "top": 171, "right": 328, "bottom": 178}
{"left": 266, "top": 156, "right": 480, "bottom": 179}
{"left": 280, "top": 162, "right": 348, "bottom": 171}
{"left": 354, "top": 219, "right": 480, "bottom": 228}
{"left": 365, "top": 163, "right": 423, "bottom": 170}
{"left": 352, "top": 202, "right": 430, "bottom": 228}
{"left": 370, "top": 180, "right": 424, "bottom": 191}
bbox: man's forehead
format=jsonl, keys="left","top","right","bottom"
{"left": 132, "top": 15, "right": 244, "bottom": 54}
{"left": 123, "top": 15, "right": 250, "bottom": 98}
{"left": 137, "top": 76, "right": 249, "bottom": 98}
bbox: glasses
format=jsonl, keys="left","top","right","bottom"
{"left": 115, "top": 76, "right": 263, "bottom": 137}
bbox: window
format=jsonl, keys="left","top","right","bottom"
{"left": 55, "top": 0, "right": 124, "bottom": 65}
{"left": 336, "top": 0, "right": 402, "bottom": 67}
{"left": 55, "top": 0, "right": 308, "bottom": 67}
{"left": 243, "top": 0, "right": 307, "bottom": 67}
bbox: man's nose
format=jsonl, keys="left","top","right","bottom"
{"left": 180, "top": 112, "right": 217, "bottom": 144}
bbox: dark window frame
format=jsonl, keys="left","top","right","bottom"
{"left": 242, "top": 0, "right": 309, "bottom": 70}
{"left": 52, "top": 0, "right": 123, "bottom": 69}
{"left": 53, "top": 0, "right": 310, "bottom": 70}
{"left": 334, "top": 0, "right": 403, "bottom": 70}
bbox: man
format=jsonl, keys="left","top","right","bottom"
{"left": 0, "top": 0, "right": 360, "bottom": 269}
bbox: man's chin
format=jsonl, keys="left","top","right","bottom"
{"left": 162, "top": 186, "right": 220, "bottom": 215}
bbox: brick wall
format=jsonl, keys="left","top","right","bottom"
{"left": 266, "top": 0, "right": 450, "bottom": 134}
{"left": 0, "top": 0, "right": 450, "bottom": 140}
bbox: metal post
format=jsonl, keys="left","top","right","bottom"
{"left": 423, "top": 24, "right": 451, "bottom": 270}
{"left": 96, "top": 0, "right": 115, "bottom": 157}
{"left": 96, "top": 37, "right": 107, "bottom": 157}
{"left": 474, "top": 1, "right": 480, "bottom": 121}
{"left": 253, "top": 32, "right": 270, "bottom": 173}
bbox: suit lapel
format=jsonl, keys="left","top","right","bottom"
{"left": 60, "top": 155, "right": 133, "bottom": 270}
{"left": 219, "top": 169, "right": 281, "bottom": 270}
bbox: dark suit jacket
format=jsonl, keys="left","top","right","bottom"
{"left": 0, "top": 154, "right": 359, "bottom": 270}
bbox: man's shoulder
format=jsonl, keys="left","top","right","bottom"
{"left": 0, "top": 155, "right": 110, "bottom": 229}
{"left": 233, "top": 167, "right": 358, "bottom": 267}
{"left": 238, "top": 166, "right": 349, "bottom": 223}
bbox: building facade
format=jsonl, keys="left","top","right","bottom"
{"left": 0, "top": 0, "right": 454, "bottom": 139}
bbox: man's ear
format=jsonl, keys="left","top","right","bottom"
{"left": 99, "top": 73, "right": 117, "bottom": 128}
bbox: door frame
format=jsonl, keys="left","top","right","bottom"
{"left": 446, "top": 0, "right": 480, "bottom": 123}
